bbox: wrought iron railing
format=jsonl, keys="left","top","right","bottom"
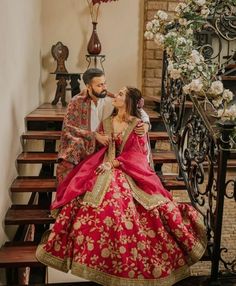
{"left": 160, "top": 3, "right": 236, "bottom": 283}
{"left": 161, "top": 48, "right": 236, "bottom": 286}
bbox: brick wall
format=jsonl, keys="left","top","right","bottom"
{"left": 143, "top": 0, "right": 178, "bottom": 99}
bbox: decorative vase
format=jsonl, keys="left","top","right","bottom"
{"left": 87, "top": 22, "right": 102, "bottom": 55}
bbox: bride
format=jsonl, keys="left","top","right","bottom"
{"left": 36, "top": 86, "right": 207, "bottom": 286}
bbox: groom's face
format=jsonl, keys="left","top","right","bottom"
{"left": 88, "top": 76, "right": 107, "bottom": 98}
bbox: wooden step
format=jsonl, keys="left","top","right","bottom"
{"left": 22, "top": 130, "right": 168, "bottom": 143}
{"left": 17, "top": 151, "right": 177, "bottom": 165}
{"left": 10, "top": 175, "right": 184, "bottom": 194}
{"left": 17, "top": 152, "right": 58, "bottom": 164}
{"left": 148, "top": 131, "right": 169, "bottom": 141}
{"left": 5, "top": 205, "right": 54, "bottom": 225}
{"left": 221, "top": 75, "right": 236, "bottom": 80}
{"left": 25, "top": 103, "right": 66, "bottom": 122}
{"left": 22, "top": 131, "right": 61, "bottom": 140}
{"left": 11, "top": 177, "right": 56, "bottom": 193}
{"left": 25, "top": 103, "right": 161, "bottom": 123}
{"left": 145, "top": 108, "right": 161, "bottom": 122}
{"left": 0, "top": 243, "right": 42, "bottom": 267}
{"left": 152, "top": 151, "right": 177, "bottom": 164}
{"left": 160, "top": 174, "right": 186, "bottom": 190}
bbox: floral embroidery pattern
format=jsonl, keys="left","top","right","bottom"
{"left": 37, "top": 168, "right": 206, "bottom": 285}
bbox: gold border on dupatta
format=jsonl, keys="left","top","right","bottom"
{"left": 119, "top": 117, "right": 139, "bottom": 153}
{"left": 83, "top": 117, "right": 114, "bottom": 207}
{"left": 83, "top": 170, "right": 112, "bottom": 207}
{"left": 125, "top": 174, "right": 170, "bottom": 210}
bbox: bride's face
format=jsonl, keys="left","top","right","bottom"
{"left": 112, "top": 87, "right": 127, "bottom": 108}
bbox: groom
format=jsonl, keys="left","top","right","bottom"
{"left": 57, "top": 68, "right": 150, "bottom": 183}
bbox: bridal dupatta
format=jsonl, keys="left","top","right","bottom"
{"left": 52, "top": 116, "right": 172, "bottom": 211}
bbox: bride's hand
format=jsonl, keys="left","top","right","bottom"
{"left": 95, "top": 162, "right": 112, "bottom": 175}
{"left": 95, "top": 132, "right": 110, "bottom": 146}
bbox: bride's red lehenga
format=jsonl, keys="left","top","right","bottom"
{"left": 36, "top": 117, "right": 207, "bottom": 286}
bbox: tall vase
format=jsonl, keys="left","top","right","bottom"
{"left": 87, "top": 22, "right": 102, "bottom": 55}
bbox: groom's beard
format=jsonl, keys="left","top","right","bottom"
{"left": 91, "top": 87, "right": 107, "bottom": 98}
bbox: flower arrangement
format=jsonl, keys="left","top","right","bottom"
{"left": 144, "top": 0, "right": 236, "bottom": 122}
{"left": 87, "top": 0, "right": 118, "bottom": 22}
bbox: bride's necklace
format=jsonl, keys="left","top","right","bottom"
{"left": 113, "top": 115, "right": 129, "bottom": 135}
{"left": 114, "top": 114, "right": 129, "bottom": 123}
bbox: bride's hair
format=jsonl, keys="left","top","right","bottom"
{"left": 112, "top": 87, "right": 142, "bottom": 119}
{"left": 125, "top": 87, "right": 142, "bottom": 118}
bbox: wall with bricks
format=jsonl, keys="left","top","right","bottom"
{"left": 143, "top": 0, "right": 178, "bottom": 98}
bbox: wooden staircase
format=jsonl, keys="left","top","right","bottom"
{"left": 0, "top": 102, "right": 192, "bottom": 285}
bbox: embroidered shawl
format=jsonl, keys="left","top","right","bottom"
{"left": 58, "top": 90, "right": 96, "bottom": 165}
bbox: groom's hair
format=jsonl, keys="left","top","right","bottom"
{"left": 82, "top": 68, "right": 105, "bottom": 85}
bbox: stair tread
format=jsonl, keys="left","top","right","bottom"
{"left": 148, "top": 131, "right": 169, "bottom": 141}
{"left": 221, "top": 75, "right": 236, "bottom": 80}
{"left": 11, "top": 177, "right": 56, "bottom": 192}
{"left": 152, "top": 150, "right": 177, "bottom": 163}
{"left": 22, "top": 130, "right": 168, "bottom": 141}
{"left": 160, "top": 175, "right": 186, "bottom": 190}
{"left": 11, "top": 175, "right": 183, "bottom": 194}
{"left": 5, "top": 206, "right": 54, "bottom": 225}
{"left": 26, "top": 103, "right": 161, "bottom": 123}
{"left": 22, "top": 130, "right": 61, "bottom": 140}
{"left": 0, "top": 244, "right": 41, "bottom": 267}
{"left": 17, "top": 152, "right": 58, "bottom": 163}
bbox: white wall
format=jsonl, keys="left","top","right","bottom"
{"left": 41, "top": 0, "right": 144, "bottom": 103}
{"left": 0, "top": 0, "right": 41, "bottom": 283}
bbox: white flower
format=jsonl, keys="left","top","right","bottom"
{"left": 195, "top": 0, "right": 206, "bottom": 6}
{"left": 190, "top": 50, "right": 201, "bottom": 64}
{"left": 189, "top": 78, "right": 203, "bottom": 92}
{"left": 156, "top": 10, "right": 168, "bottom": 21}
{"left": 201, "top": 6, "right": 210, "bottom": 16}
{"left": 183, "top": 84, "right": 191, "bottom": 94}
{"left": 144, "top": 31, "right": 154, "bottom": 40}
{"left": 152, "top": 19, "right": 160, "bottom": 28}
{"left": 222, "top": 89, "right": 234, "bottom": 102}
{"left": 154, "top": 33, "right": 165, "bottom": 47}
{"left": 198, "top": 65, "right": 203, "bottom": 71}
{"left": 146, "top": 22, "right": 153, "bottom": 31}
{"left": 186, "top": 28, "right": 194, "bottom": 36}
{"left": 169, "top": 68, "right": 181, "bottom": 80}
{"left": 179, "top": 18, "right": 188, "bottom": 26}
{"left": 175, "top": 3, "right": 187, "bottom": 14}
{"left": 220, "top": 105, "right": 236, "bottom": 120}
{"left": 209, "top": 81, "right": 224, "bottom": 95}
{"left": 165, "top": 31, "right": 178, "bottom": 40}
{"left": 188, "top": 65, "right": 195, "bottom": 71}
{"left": 212, "top": 97, "right": 223, "bottom": 108}
{"left": 177, "top": 37, "right": 187, "bottom": 45}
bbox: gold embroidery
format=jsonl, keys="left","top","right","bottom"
{"left": 71, "top": 261, "right": 191, "bottom": 286}
{"left": 125, "top": 174, "right": 170, "bottom": 210}
{"left": 83, "top": 170, "right": 112, "bottom": 207}
{"left": 120, "top": 117, "right": 138, "bottom": 153}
